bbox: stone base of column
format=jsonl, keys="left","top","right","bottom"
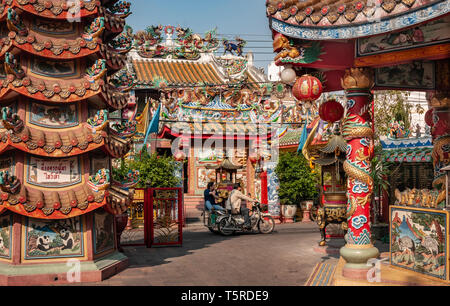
{"left": 340, "top": 244, "right": 380, "bottom": 280}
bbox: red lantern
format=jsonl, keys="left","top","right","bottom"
{"left": 292, "top": 74, "right": 323, "bottom": 102}
{"left": 319, "top": 99, "right": 344, "bottom": 123}
{"left": 174, "top": 150, "right": 186, "bottom": 162}
{"left": 424, "top": 109, "right": 434, "bottom": 127}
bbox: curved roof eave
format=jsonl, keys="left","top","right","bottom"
{"left": 269, "top": 2, "right": 450, "bottom": 41}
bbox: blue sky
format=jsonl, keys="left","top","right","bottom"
{"left": 126, "top": 0, "right": 274, "bottom": 71}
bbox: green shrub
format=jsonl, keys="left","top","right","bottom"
{"left": 275, "top": 152, "right": 318, "bottom": 205}
{"left": 113, "top": 150, "right": 181, "bottom": 188}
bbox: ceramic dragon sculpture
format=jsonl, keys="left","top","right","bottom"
{"left": 340, "top": 67, "right": 375, "bottom": 246}
{"left": 342, "top": 114, "right": 374, "bottom": 220}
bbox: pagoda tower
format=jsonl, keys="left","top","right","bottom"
{"left": 0, "top": 0, "right": 135, "bottom": 284}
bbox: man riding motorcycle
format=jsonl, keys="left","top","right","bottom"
{"left": 226, "top": 183, "right": 257, "bottom": 229}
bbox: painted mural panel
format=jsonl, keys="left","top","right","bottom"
{"left": 33, "top": 19, "right": 76, "bottom": 35}
{"left": 266, "top": 162, "right": 280, "bottom": 217}
{"left": 390, "top": 207, "right": 447, "bottom": 280}
{"left": 29, "top": 102, "right": 78, "bottom": 128}
{"left": 357, "top": 16, "right": 450, "bottom": 57}
{"left": 93, "top": 209, "right": 115, "bottom": 255}
{"left": 197, "top": 168, "right": 216, "bottom": 189}
{"left": 0, "top": 214, "right": 12, "bottom": 259}
{"left": 375, "top": 61, "right": 435, "bottom": 89}
{"left": 27, "top": 156, "right": 82, "bottom": 188}
{"left": 25, "top": 217, "right": 83, "bottom": 259}
{"left": 29, "top": 58, "right": 78, "bottom": 78}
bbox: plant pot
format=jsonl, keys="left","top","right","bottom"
{"left": 281, "top": 204, "right": 297, "bottom": 223}
{"left": 300, "top": 200, "right": 314, "bottom": 222}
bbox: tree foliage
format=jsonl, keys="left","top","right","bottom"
{"left": 373, "top": 90, "right": 413, "bottom": 141}
{"left": 371, "top": 144, "right": 391, "bottom": 196}
{"left": 112, "top": 150, "right": 181, "bottom": 188}
{"left": 275, "top": 152, "right": 318, "bottom": 205}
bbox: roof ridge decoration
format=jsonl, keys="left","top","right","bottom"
{"left": 14, "top": 0, "right": 99, "bottom": 19}
{"left": 106, "top": 0, "right": 131, "bottom": 18}
{"left": 156, "top": 84, "right": 285, "bottom": 127}
{"left": 214, "top": 55, "right": 249, "bottom": 81}
{"left": 387, "top": 119, "right": 411, "bottom": 139}
{"left": 133, "top": 25, "right": 220, "bottom": 60}
{"left": 268, "top": 0, "right": 450, "bottom": 40}
{"left": 273, "top": 33, "right": 323, "bottom": 64}
{"left": 108, "top": 24, "right": 133, "bottom": 53}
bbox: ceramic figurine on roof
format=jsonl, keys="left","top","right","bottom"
{"left": 133, "top": 24, "right": 220, "bottom": 60}
{"left": 388, "top": 120, "right": 410, "bottom": 139}
{"left": 0, "top": 0, "right": 135, "bottom": 284}
{"left": 223, "top": 37, "right": 246, "bottom": 57}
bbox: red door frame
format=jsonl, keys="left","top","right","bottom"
{"left": 120, "top": 188, "right": 148, "bottom": 247}
{"left": 146, "top": 187, "right": 183, "bottom": 248}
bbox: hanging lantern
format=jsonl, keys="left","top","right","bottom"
{"left": 424, "top": 109, "right": 434, "bottom": 127}
{"left": 173, "top": 150, "right": 186, "bottom": 161}
{"left": 292, "top": 74, "right": 323, "bottom": 102}
{"left": 249, "top": 152, "right": 261, "bottom": 164}
{"left": 319, "top": 99, "right": 344, "bottom": 123}
{"left": 280, "top": 65, "right": 296, "bottom": 85}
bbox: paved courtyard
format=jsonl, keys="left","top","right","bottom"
{"left": 84, "top": 222, "right": 388, "bottom": 286}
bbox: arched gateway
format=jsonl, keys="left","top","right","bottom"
{"left": 266, "top": 0, "right": 449, "bottom": 282}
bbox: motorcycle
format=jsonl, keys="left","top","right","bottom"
{"left": 217, "top": 202, "right": 275, "bottom": 236}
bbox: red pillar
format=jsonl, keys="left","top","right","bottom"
{"left": 340, "top": 68, "right": 379, "bottom": 279}
{"left": 260, "top": 171, "right": 268, "bottom": 210}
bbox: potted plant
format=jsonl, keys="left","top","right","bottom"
{"left": 275, "top": 152, "right": 318, "bottom": 223}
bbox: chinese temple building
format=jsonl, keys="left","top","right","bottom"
{"left": 266, "top": 0, "right": 450, "bottom": 282}
{"left": 380, "top": 126, "right": 434, "bottom": 223}
{"left": 0, "top": 0, "right": 135, "bottom": 284}
{"left": 123, "top": 26, "right": 313, "bottom": 222}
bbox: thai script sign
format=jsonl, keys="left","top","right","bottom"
{"left": 27, "top": 156, "right": 81, "bottom": 187}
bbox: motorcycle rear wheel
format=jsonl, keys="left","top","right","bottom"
{"left": 218, "top": 218, "right": 235, "bottom": 236}
{"left": 258, "top": 216, "right": 275, "bottom": 234}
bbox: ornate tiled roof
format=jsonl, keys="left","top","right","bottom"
{"left": 132, "top": 59, "right": 223, "bottom": 87}
{"left": 3, "top": 124, "right": 105, "bottom": 156}
{"left": 382, "top": 147, "right": 433, "bottom": 162}
{"left": 267, "top": 0, "right": 450, "bottom": 40}
{"left": 2, "top": 184, "right": 108, "bottom": 219}
{"left": 381, "top": 136, "right": 433, "bottom": 162}
{"left": 279, "top": 128, "right": 302, "bottom": 147}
